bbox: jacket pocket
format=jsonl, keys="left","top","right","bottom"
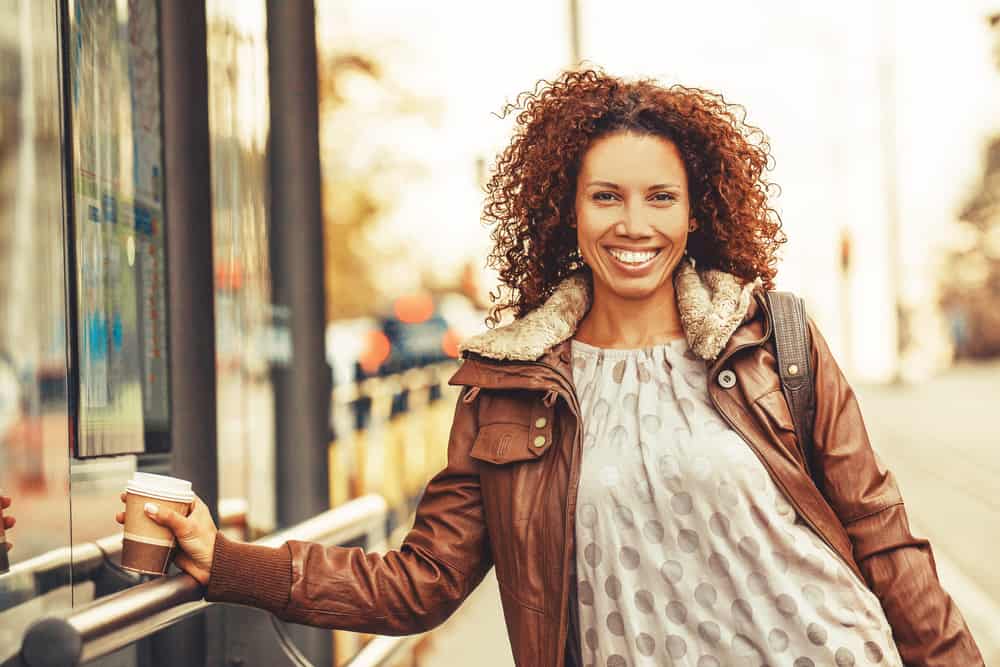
{"left": 469, "top": 422, "right": 552, "bottom": 464}
{"left": 753, "top": 388, "right": 808, "bottom": 471}
{"left": 754, "top": 388, "right": 795, "bottom": 432}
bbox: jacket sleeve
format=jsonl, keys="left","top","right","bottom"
{"left": 205, "top": 392, "right": 494, "bottom": 635}
{"left": 806, "top": 316, "right": 983, "bottom": 666}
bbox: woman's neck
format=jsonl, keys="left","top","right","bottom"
{"left": 574, "top": 278, "right": 684, "bottom": 349}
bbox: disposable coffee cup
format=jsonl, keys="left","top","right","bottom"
{"left": 121, "top": 473, "right": 194, "bottom": 575}
{"left": 0, "top": 502, "right": 8, "bottom": 574}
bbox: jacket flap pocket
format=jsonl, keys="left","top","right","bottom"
{"left": 470, "top": 423, "right": 548, "bottom": 464}
{"left": 755, "top": 389, "right": 796, "bottom": 432}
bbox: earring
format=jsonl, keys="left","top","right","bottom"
{"left": 688, "top": 222, "right": 697, "bottom": 232}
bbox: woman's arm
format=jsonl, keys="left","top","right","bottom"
{"left": 203, "top": 393, "right": 493, "bottom": 635}
{"left": 806, "top": 316, "right": 983, "bottom": 666}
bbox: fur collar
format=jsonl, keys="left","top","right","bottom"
{"left": 460, "top": 257, "right": 763, "bottom": 362}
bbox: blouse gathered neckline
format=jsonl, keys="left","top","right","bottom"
{"left": 569, "top": 336, "right": 688, "bottom": 357}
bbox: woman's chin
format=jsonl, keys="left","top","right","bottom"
{"left": 600, "top": 274, "right": 672, "bottom": 302}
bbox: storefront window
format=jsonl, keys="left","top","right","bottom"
{"left": 206, "top": 0, "right": 276, "bottom": 538}
{"left": 0, "top": 0, "right": 72, "bottom": 658}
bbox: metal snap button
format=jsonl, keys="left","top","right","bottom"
{"left": 535, "top": 417, "right": 547, "bottom": 429}
{"left": 533, "top": 435, "right": 546, "bottom": 448}
{"left": 717, "top": 369, "right": 737, "bottom": 389}
{"left": 787, "top": 364, "right": 799, "bottom": 376}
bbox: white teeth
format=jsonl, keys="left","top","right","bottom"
{"left": 608, "top": 248, "right": 659, "bottom": 264}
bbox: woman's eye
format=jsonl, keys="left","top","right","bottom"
{"left": 593, "top": 192, "right": 618, "bottom": 202}
{"left": 650, "top": 192, "right": 676, "bottom": 202}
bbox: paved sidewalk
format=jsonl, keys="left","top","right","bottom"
{"left": 418, "top": 569, "right": 512, "bottom": 667}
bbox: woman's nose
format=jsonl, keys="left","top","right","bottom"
{"left": 614, "top": 214, "right": 653, "bottom": 238}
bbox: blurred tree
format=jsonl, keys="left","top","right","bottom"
{"left": 938, "top": 13, "right": 1000, "bottom": 359}
{"left": 317, "top": 49, "right": 442, "bottom": 321}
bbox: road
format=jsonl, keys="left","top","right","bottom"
{"left": 419, "top": 359, "right": 1000, "bottom": 665}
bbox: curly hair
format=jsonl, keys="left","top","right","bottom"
{"left": 483, "top": 68, "right": 786, "bottom": 326}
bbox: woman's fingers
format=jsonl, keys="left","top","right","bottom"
{"left": 3, "top": 515, "right": 14, "bottom": 530}
{"left": 1, "top": 495, "right": 10, "bottom": 509}
{"left": 172, "top": 551, "right": 208, "bottom": 586}
{"left": 143, "top": 503, "right": 194, "bottom": 539}
{"left": 115, "top": 511, "right": 125, "bottom": 525}
{"left": 173, "top": 551, "right": 195, "bottom": 573}
{"left": 120, "top": 492, "right": 126, "bottom": 502}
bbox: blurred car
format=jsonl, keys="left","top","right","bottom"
{"left": 326, "top": 291, "right": 487, "bottom": 387}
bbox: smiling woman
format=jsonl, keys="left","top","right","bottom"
{"left": 573, "top": 133, "right": 694, "bottom": 347}
{"left": 482, "top": 68, "right": 786, "bottom": 329}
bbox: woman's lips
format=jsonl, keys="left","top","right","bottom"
{"left": 604, "top": 246, "right": 662, "bottom": 273}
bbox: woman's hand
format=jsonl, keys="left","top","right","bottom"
{"left": 116, "top": 491, "right": 218, "bottom": 585}
{"left": 1, "top": 494, "right": 14, "bottom": 552}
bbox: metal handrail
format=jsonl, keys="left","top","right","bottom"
{"left": 330, "top": 361, "right": 457, "bottom": 407}
{"left": 10, "top": 494, "right": 388, "bottom": 667}
{"left": 0, "top": 496, "right": 251, "bottom": 607}
{"left": 3, "top": 533, "right": 122, "bottom": 588}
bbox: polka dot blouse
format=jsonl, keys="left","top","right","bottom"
{"left": 570, "top": 338, "right": 902, "bottom": 667}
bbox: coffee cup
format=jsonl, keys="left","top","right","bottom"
{"left": 121, "top": 473, "right": 194, "bottom": 575}
{"left": 0, "top": 502, "right": 8, "bottom": 574}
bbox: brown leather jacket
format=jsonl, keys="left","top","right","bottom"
{"left": 205, "top": 262, "right": 982, "bottom": 666}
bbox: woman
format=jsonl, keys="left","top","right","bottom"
{"left": 4, "top": 69, "right": 982, "bottom": 666}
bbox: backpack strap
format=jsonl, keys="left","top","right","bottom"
{"left": 764, "top": 291, "right": 816, "bottom": 479}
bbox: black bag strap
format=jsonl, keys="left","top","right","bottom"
{"left": 765, "top": 291, "right": 816, "bottom": 479}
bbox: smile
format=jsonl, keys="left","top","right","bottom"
{"left": 606, "top": 247, "right": 661, "bottom": 266}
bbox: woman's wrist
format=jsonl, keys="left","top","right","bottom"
{"left": 204, "top": 532, "right": 292, "bottom": 612}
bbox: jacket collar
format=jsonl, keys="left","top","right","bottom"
{"left": 460, "top": 257, "right": 763, "bottom": 363}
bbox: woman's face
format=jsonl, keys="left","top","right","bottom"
{"left": 574, "top": 131, "right": 695, "bottom": 302}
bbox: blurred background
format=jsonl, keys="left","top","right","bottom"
{"left": 0, "top": 0, "right": 998, "bottom": 665}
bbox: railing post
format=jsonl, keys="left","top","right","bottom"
{"left": 266, "top": 0, "right": 331, "bottom": 663}
{"left": 157, "top": 0, "right": 218, "bottom": 665}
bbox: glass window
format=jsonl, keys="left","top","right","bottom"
{"left": 206, "top": 0, "right": 276, "bottom": 539}
{"left": 67, "top": 0, "right": 169, "bottom": 459}
{"left": 0, "top": 0, "right": 73, "bottom": 659}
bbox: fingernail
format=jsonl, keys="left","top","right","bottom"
{"left": 144, "top": 502, "right": 159, "bottom": 515}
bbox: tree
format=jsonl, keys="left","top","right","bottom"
{"left": 937, "top": 14, "right": 1000, "bottom": 359}
{"left": 317, "top": 50, "right": 442, "bottom": 321}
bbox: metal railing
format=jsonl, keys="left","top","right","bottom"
{"left": 6, "top": 494, "right": 388, "bottom": 667}
{"left": 0, "top": 498, "right": 251, "bottom": 613}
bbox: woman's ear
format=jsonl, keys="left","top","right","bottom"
{"left": 688, "top": 218, "right": 698, "bottom": 232}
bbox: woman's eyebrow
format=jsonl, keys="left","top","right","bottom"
{"left": 586, "top": 180, "right": 682, "bottom": 190}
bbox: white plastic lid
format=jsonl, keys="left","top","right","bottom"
{"left": 126, "top": 472, "right": 194, "bottom": 503}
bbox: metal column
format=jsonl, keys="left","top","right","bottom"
{"left": 155, "top": 1, "right": 218, "bottom": 665}
{"left": 266, "top": 0, "right": 332, "bottom": 664}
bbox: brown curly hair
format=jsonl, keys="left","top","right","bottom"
{"left": 483, "top": 68, "right": 785, "bottom": 326}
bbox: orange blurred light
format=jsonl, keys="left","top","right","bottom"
{"left": 442, "top": 329, "right": 460, "bottom": 358}
{"left": 360, "top": 329, "right": 391, "bottom": 374}
{"left": 393, "top": 293, "right": 434, "bottom": 324}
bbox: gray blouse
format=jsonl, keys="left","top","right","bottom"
{"left": 570, "top": 338, "right": 902, "bottom": 667}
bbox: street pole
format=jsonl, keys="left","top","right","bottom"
{"left": 568, "top": 0, "right": 581, "bottom": 66}
{"left": 877, "top": 0, "right": 905, "bottom": 385}
{"left": 266, "top": 1, "right": 333, "bottom": 663}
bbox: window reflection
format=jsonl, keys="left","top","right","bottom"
{"left": 0, "top": 0, "right": 73, "bottom": 658}
{"left": 206, "top": 0, "right": 277, "bottom": 539}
